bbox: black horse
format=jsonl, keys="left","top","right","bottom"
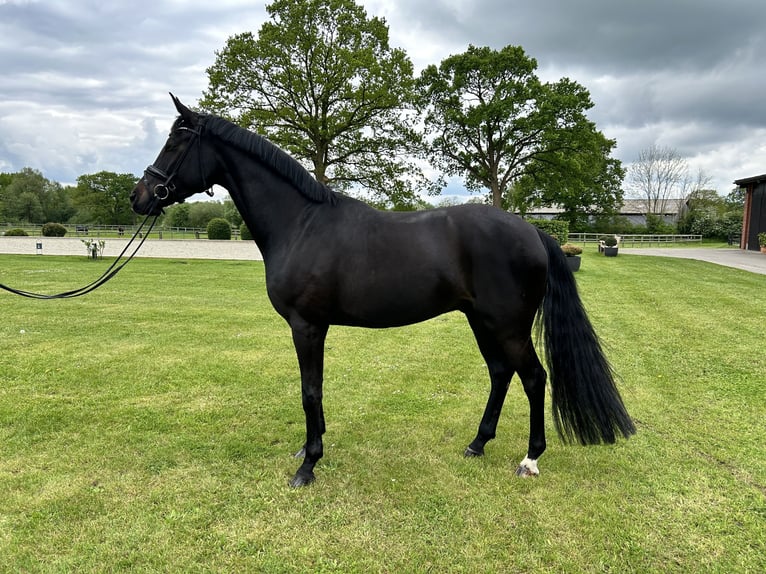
{"left": 131, "top": 95, "right": 635, "bottom": 487}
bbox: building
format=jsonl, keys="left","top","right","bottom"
{"left": 524, "top": 198, "right": 682, "bottom": 226}
{"left": 733, "top": 174, "right": 766, "bottom": 251}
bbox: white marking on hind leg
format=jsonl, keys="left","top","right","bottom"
{"left": 516, "top": 456, "right": 540, "bottom": 477}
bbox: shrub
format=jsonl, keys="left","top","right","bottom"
{"left": 42, "top": 222, "right": 67, "bottom": 237}
{"left": 645, "top": 213, "right": 675, "bottom": 235}
{"left": 528, "top": 219, "right": 569, "bottom": 245}
{"left": 600, "top": 234, "right": 618, "bottom": 247}
{"left": 679, "top": 209, "right": 741, "bottom": 240}
{"left": 4, "top": 228, "right": 28, "bottom": 236}
{"left": 587, "top": 214, "right": 638, "bottom": 235}
{"left": 206, "top": 218, "right": 232, "bottom": 240}
{"left": 239, "top": 222, "right": 253, "bottom": 241}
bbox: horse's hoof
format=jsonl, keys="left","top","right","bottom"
{"left": 514, "top": 456, "right": 540, "bottom": 478}
{"left": 288, "top": 470, "right": 315, "bottom": 488}
{"left": 464, "top": 445, "right": 484, "bottom": 457}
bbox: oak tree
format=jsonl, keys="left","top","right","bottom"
{"left": 416, "top": 44, "right": 623, "bottom": 217}
{"left": 0, "top": 168, "right": 73, "bottom": 223}
{"left": 72, "top": 171, "right": 136, "bottom": 225}
{"left": 201, "top": 0, "right": 428, "bottom": 207}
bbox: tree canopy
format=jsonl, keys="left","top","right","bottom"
{"left": 71, "top": 171, "right": 137, "bottom": 225}
{"left": 200, "top": 0, "right": 428, "bottom": 208}
{"left": 0, "top": 168, "right": 252, "bottom": 230}
{"left": 416, "top": 45, "right": 624, "bottom": 217}
{"left": 0, "top": 167, "right": 74, "bottom": 223}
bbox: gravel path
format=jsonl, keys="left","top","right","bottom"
{"left": 3, "top": 237, "right": 765, "bottom": 275}
{"left": 621, "top": 247, "right": 766, "bottom": 275}
{"left": 0, "top": 236, "right": 263, "bottom": 260}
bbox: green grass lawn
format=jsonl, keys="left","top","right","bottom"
{"left": 1, "top": 250, "right": 765, "bottom": 573}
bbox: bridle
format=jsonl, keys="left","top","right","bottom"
{"left": 143, "top": 123, "right": 213, "bottom": 202}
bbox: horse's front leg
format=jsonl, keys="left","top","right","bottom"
{"left": 288, "top": 321, "right": 328, "bottom": 488}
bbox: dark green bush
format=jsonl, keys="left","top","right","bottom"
{"left": 239, "top": 222, "right": 253, "bottom": 241}
{"left": 644, "top": 214, "right": 675, "bottom": 235}
{"left": 4, "top": 228, "right": 28, "bottom": 236}
{"left": 678, "top": 209, "right": 742, "bottom": 240}
{"left": 587, "top": 214, "right": 640, "bottom": 235}
{"left": 42, "top": 222, "right": 67, "bottom": 237}
{"left": 527, "top": 219, "right": 569, "bottom": 245}
{"left": 206, "top": 218, "right": 232, "bottom": 240}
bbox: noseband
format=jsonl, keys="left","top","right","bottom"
{"left": 144, "top": 125, "right": 213, "bottom": 202}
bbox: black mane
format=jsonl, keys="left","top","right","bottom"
{"left": 200, "top": 115, "right": 336, "bottom": 204}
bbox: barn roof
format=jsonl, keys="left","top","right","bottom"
{"left": 734, "top": 174, "right": 766, "bottom": 186}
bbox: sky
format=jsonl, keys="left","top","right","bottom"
{"left": 1, "top": 0, "right": 765, "bottom": 202}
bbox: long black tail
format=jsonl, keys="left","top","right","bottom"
{"left": 536, "top": 230, "right": 636, "bottom": 444}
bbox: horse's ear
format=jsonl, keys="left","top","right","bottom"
{"left": 169, "top": 92, "right": 196, "bottom": 123}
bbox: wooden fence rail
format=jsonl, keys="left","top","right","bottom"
{"left": 568, "top": 233, "right": 703, "bottom": 246}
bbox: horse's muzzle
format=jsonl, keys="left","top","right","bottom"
{"left": 130, "top": 180, "right": 163, "bottom": 215}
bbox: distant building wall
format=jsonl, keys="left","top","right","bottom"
{"left": 734, "top": 174, "right": 766, "bottom": 251}
{"left": 523, "top": 199, "right": 681, "bottom": 226}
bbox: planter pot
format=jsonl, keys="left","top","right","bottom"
{"left": 760, "top": 246, "right": 766, "bottom": 254}
{"left": 603, "top": 246, "right": 618, "bottom": 257}
{"left": 566, "top": 255, "right": 581, "bottom": 272}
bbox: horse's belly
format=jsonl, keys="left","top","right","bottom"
{"left": 334, "top": 274, "right": 465, "bottom": 328}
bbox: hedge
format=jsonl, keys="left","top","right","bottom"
{"left": 527, "top": 219, "right": 569, "bottom": 245}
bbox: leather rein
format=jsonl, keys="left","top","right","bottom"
{"left": 0, "top": 209, "right": 161, "bottom": 299}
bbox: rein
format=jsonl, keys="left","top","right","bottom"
{"left": 0, "top": 207, "right": 160, "bottom": 300}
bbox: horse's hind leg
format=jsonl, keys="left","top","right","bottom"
{"left": 464, "top": 319, "right": 514, "bottom": 458}
{"left": 513, "top": 341, "right": 547, "bottom": 477}
{"left": 465, "top": 315, "right": 548, "bottom": 477}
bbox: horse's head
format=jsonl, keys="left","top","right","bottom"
{"left": 131, "top": 94, "right": 213, "bottom": 215}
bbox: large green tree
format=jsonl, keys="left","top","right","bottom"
{"left": 416, "top": 45, "right": 623, "bottom": 214}
{"left": 164, "top": 203, "right": 191, "bottom": 228}
{"left": 0, "top": 168, "right": 74, "bottom": 223}
{"left": 187, "top": 201, "right": 225, "bottom": 229}
{"left": 678, "top": 188, "right": 743, "bottom": 239}
{"left": 201, "top": 0, "right": 428, "bottom": 207}
{"left": 71, "top": 171, "right": 137, "bottom": 225}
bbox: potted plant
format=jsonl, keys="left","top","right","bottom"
{"left": 601, "top": 235, "right": 619, "bottom": 257}
{"left": 561, "top": 243, "right": 582, "bottom": 272}
{"left": 759, "top": 232, "right": 766, "bottom": 254}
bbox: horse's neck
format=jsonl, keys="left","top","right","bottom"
{"left": 218, "top": 154, "right": 313, "bottom": 260}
